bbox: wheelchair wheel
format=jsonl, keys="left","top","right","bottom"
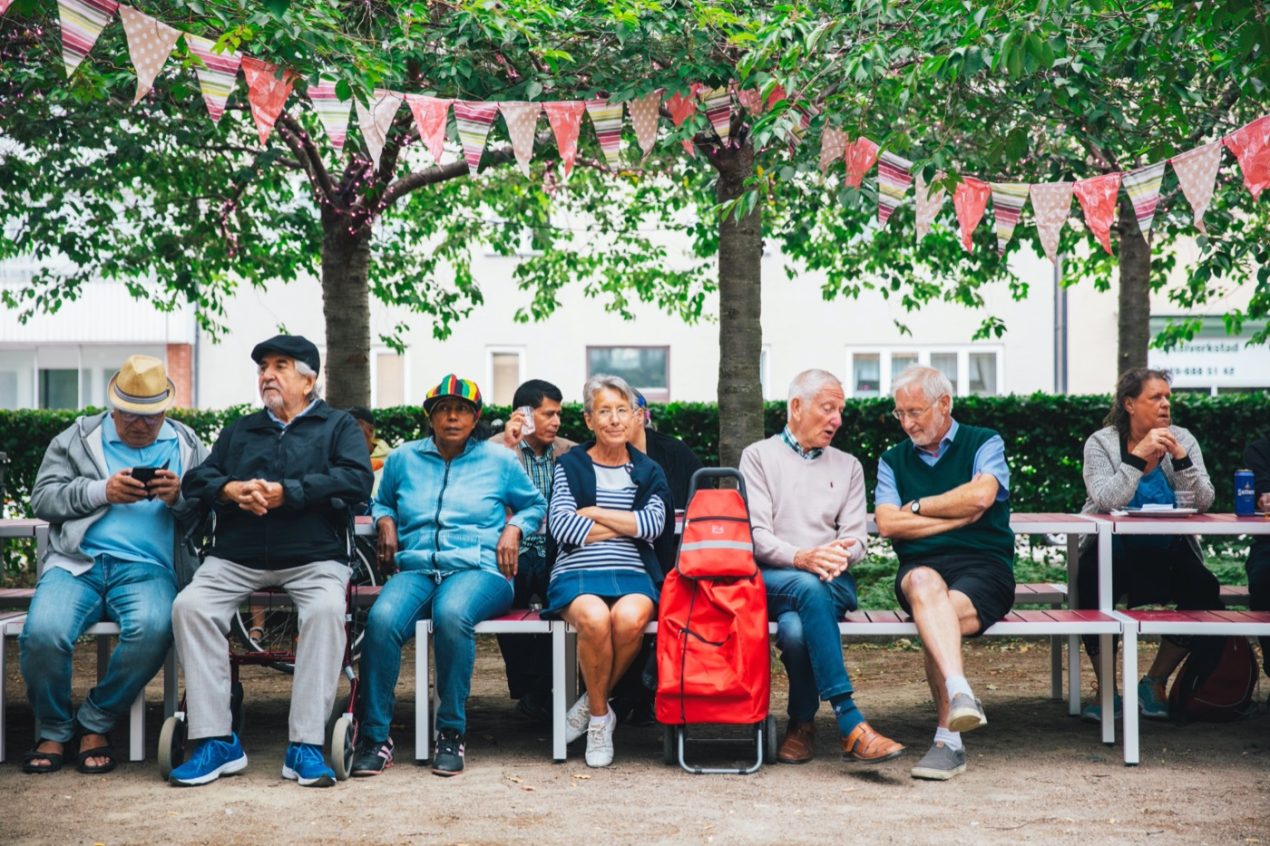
{"left": 348, "top": 536, "right": 379, "bottom": 665}
{"left": 763, "top": 714, "right": 778, "bottom": 764}
{"left": 329, "top": 714, "right": 355, "bottom": 781}
{"left": 158, "top": 713, "right": 187, "bottom": 779}
{"left": 232, "top": 604, "right": 299, "bottom": 674}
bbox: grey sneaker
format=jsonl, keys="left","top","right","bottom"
{"left": 565, "top": 693, "right": 591, "bottom": 744}
{"left": 910, "top": 742, "right": 967, "bottom": 781}
{"left": 947, "top": 693, "right": 987, "bottom": 733}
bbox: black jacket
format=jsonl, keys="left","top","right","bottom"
{"left": 182, "top": 401, "right": 374, "bottom": 570}
{"left": 643, "top": 428, "right": 705, "bottom": 573}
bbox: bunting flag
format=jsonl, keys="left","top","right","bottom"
{"left": 845, "top": 137, "right": 880, "bottom": 189}
{"left": 0, "top": 0, "right": 13, "bottom": 15}
{"left": 818, "top": 126, "right": 848, "bottom": 176}
{"left": 1169, "top": 141, "right": 1222, "bottom": 234}
{"left": 240, "top": 56, "right": 296, "bottom": 146}
{"left": 1223, "top": 115, "right": 1270, "bottom": 201}
{"left": 1030, "top": 182, "right": 1075, "bottom": 265}
{"left": 452, "top": 100, "right": 499, "bottom": 177}
{"left": 627, "top": 89, "right": 662, "bottom": 160}
{"left": 666, "top": 88, "right": 699, "bottom": 155}
{"left": 543, "top": 100, "right": 585, "bottom": 178}
{"left": 585, "top": 97, "right": 625, "bottom": 170}
{"left": 498, "top": 101, "right": 540, "bottom": 176}
{"left": 1122, "top": 161, "right": 1167, "bottom": 240}
{"left": 185, "top": 34, "right": 241, "bottom": 124}
{"left": 307, "top": 78, "right": 350, "bottom": 152}
{"left": 58, "top": 0, "right": 120, "bottom": 78}
{"left": 877, "top": 151, "right": 913, "bottom": 227}
{"left": 1073, "top": 172, "right": 1123, "bottom": 254}
{"left": 405, "top": 95, "right": 451, "bottom": 166}
{"left": 989, "top": 182, "right": 1029, "bottom": 256}
{"left": 953, "top": 177, "right": 991, "bottom": 251}
{"left": 732, "top": 83, "right": 763, "bottom": 115}
{"left": 118, "top": 6, "right": 181, "bottom": 104}
{"left": 914, "top": 172, "right": 946, "bottom": 242}
{"left": 700, "top": 86, "right": 732, "bottom": 144}
{"left": 354, "top": 89, "right": 403, "bottom": 172}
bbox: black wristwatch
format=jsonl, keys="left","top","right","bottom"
{"left": 910, "top": 499, "right": 922, "bottom": 514}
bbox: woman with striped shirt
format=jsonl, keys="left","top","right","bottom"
{"left": 546, "top": 374, "right": 672, "bottom": 767}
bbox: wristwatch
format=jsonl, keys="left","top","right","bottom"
{"left": 910, "top": 499, "right": 922, "bottom": 514}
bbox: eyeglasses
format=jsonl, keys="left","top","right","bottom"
{"left": 591, "top": 407, "right": 632, "bottom": 421}
{"left": 891, "top": 405, "right": 932, "bottom": 422}
{"left": 117, "top": 411, "right": 164, "bottom": 425}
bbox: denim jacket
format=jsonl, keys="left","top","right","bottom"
{"left": 372, "top": 436, "right": 546, "bottom": 578}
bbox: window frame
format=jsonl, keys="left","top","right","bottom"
{"left": 844, "top": 346, "right": 1004, "bottom": 398}
{"left": 585, "top": 344, "right": 671, "bottom": 403}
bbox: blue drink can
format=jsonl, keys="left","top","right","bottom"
{"left": 1234, "top": 469, "right": 1256, "bottom": 516}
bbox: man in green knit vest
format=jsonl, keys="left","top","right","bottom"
{"left": 875, "top": 366, "right": 1015, "bottom": 781}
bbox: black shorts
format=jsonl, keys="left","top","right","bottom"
{"left": 894, "top": 552, "right": 1015, "bottom": 636}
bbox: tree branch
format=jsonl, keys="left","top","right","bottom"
{"left": 276, "top": 112, "right": 341, "bottom": 210}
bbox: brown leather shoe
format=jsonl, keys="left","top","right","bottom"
{"left": 841, "top": 722, "right": 905, "bottom": 764}
{"left": 776, "top": 720, "right": 815, "bottom": 764}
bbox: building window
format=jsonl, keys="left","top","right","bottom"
{"left": 374, "top": 352, "right": 406, "bottom": 408}
{"left": 40, "top": 368, "right": 78, "bottom": 409}
{"left": 851, "top": 353, "right": 880, "bottom": 398}
{"left": 846, "top": 347, "right": 1002, "bottom": 398}
{"left": 587, "top": 346, "right": 669, "bottom": 402}
{"left": 968, "top": 352, "right": 998, "bottom": 396}
{"left": 890, "top": 353, "right": 919, "bottom": 383}
{"left": 930, "top": 352, "right": 959, "bottom": 395}
{"left": 487, "top": 348, "right": 524, "bottom": 406}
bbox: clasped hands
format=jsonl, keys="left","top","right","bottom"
{"left": 793, "top": 538, "right": 858, "bottom": 581}
{"left": 220, "top": 479, "right": 285, "bottom": 516}
{"left": 1131, "top": 427, "right": 1186, "bottom": 468}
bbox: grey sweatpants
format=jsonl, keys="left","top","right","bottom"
{"left": 172, "top": 555, "right": 349, "bottom": 745}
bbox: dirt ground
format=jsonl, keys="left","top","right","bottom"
{"left": 2, "top": 637, "right": 1267, "bottom": 846}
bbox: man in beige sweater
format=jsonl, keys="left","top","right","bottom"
{"left": 739, "top": 369, "right": 904, "bottom": 768}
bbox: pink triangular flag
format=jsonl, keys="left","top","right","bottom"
{"left": 1073, "top": 172, "right": 1123, "bottom": 254}
{"left": 57, "top": 0, "right": 119, "bottom": 78}
{"left": 118, "top": 5, "right": 181, "bottom": 104}
{"left": 585, "top": 97, "right": 625, "bottom": 170}
{"left": 185, "top": 33, "right": 242, "bottom": 125}
{"left": 354, "top": 89, "right": 403, "bottom": 172}
{"left": 819, "top": 127, "right": 848, "bottom": 176}
{"left": 543, "top": 101, "right": 586, "bottom": 179}
{"left": 877, "top": 150, "right": 912, "bottom": 226}
{"left": 240, "top": 56, "right": 297, "bottom": 146}
{"left": 915, "top": 172, "right": 946, "bottom": 242}
{"left": 732, "top": 83, "right": 762, "bottom": 115}
{"left": 845, "top": 137, "right": 880, "bottom": 189}
{"left": 1169, "top": 141, "right": 1223, "bottom": 234}
{"left": 1223, "top": 115, "right": 1270, "bottom": 201}
{"left": 1029, "top": 182, "right": 1075, "bottom": 265}
{"left": 452, "top": 100, "right": 499, "bottom": 177}
{"left": 627, "top": 90, "right": 662, "bottom": 160}
{"left": 666, "top": 88, "right": 699, "bottom": 155}
{"left": 499, "top": 101, "right": 540, "bottom": 176}
{"left": 953, "top": 177, "right": 991, "bottom": 251}
{"left": 405, "top": 95, "right": 452, "bottom": 166}
{"left": 307, "top": 78, "right": 350, "bottom": 152}
{"left": 989, "top": 182, "right": 1030, "bottom": 256}
{"left": 700, "top": 86, "right": 732, "bottom": 144}
{"left": 0, "top": 0, "right": 14, "bottom": 15}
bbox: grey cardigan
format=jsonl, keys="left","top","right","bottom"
{"left": 30, "top": 412, "right": 210, "bottom": 585}
{"left": 1078, "top": 424, "right": 1214, "bottom": 558}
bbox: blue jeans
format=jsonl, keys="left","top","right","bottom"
{"left": 19, "top": 556, "right": 175, "bottom": 741}
{"left": 762, "top": 567, "right": 858, "bottom": 723}
{"left": 359, "top": 568, "right": 513, "bottom": 741}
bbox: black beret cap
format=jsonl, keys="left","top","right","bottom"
{"left": 251, "top": 334, "right": 321, "bottom": 375}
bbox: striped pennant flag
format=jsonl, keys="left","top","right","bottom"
{"left": 452, "top": 100, "right": 499, "bottom": 177}
{"left": 1169, "top": 141, "right": 1222, "bottom": 234}
{"left": 953, "top": 177, "right": 991, "bottom": 251}
{"left": 1029, "top": 182, "right": 1074, "bottom": 265}
{"left": 915, "top": 172, "right": 946, "bottom": 242}
{"left": 240, "top": 57, "right": 297, "bottom": 146}
{"left": 989, "top": 182, "right": 1030, "bottom": 256}
{"left": 185, "top": 33, "right": 242, "bottom": 124}
{"left": 543, "top": 101, "right": 586, "bottom": 179}
{"left": 666, "top": 87, "right": 699, "bottom": 155}
{"left": 354, "top": 89, "right": 403, "bottom": 172}
{"left": 845, "top": 137, "right": 880, "bottom": 189}
{"left": 307, "top": 78, "right": 350, "bottom": 153}
{"left": 118, "top": 6, "right": 181, "bottom": 105}
{"left": 627, "top": 89, "right": 662, "bottom": 160}
{"left": 818, "top": 126, "right": 848, "bottom": 177}
{"left": 499, "top": 101, "right": 540, "bottom": 176}
{"left": 57, "top": 0, "right": 119, "bottom": 78}
{"left": 405, "top": 95, "right": 451, "bottom": 166}
{"left": 1121, "top": 161, "right": 1166, "bottom": 240}
{"left": 700, "top": 86, "right": 732, "bottom": 144}
{"left": 1073, "top": 172, "right": 1122, "bottom": 255}
{"left": 877, "top": 150, "right": 913, "bottom": 227}
{"left": 1223, "top": 115, "right": 1270, "bottom": 201}
{"left": 585, "top": 97, "right": 624, "bottom": 170}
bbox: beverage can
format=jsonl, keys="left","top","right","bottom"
{"left": 1234, "top": 469, "right": 1256, "bottom": 516}
{"left": 516, "top": 405, "right": 536, "bottom": 436}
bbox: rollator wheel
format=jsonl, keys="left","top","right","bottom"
{"left": 157, "top": 713, "right": 187, "bottom": 779}
{"left": 329, "top": 714, "right": 355, "bottom": 781}
{"left": 662, "top": 725, "right": 677, "bottom": 765}
{"left": 762, "top": 715, "right": 778, "bottom": 764}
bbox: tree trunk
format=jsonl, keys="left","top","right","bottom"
{"left": 320, "top": 211, "right": 373, "bottom": 408}
{"left": 1116, "top": 196, "right": 1152, "bottom": 374}
{"left": 714, "top": 140, "right": 764, "bottom": 469}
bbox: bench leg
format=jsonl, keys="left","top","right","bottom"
{"left": 415, "top": 619, "right": 430, "bottom": 762}
{"left": 1067, "top": 635, "right": 1081, "bottom": 715}
{"left": 128, "top": 686, "right": 145, "bottom": 762}
{"left": 1121, "top": 624, "right": 1139, "bottom": 766}
{"left": 1098, "top": 633, "right": 1115, "bottom": 746}
{"left": 551, "top": 622, "right": 566, "bottom": 762}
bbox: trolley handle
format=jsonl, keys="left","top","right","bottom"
{"left": 686, "top": 467, "right": 747, "bottom": 504}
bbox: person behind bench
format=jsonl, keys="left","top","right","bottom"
{"left": 740, "top": 368, "right": 904, "bottom": 767}
{"left": 875, "top": 365, "right": 1014, "bottom": 782}
{"left": 1244, "top": 430, "right": 1270, "bottom": 684}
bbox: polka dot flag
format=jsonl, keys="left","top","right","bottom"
{"left": 57, "top": 0, "right": 119, "bottom": 78}
{"left": 1029, "top": 182, "right": 1074, "bottom": 265}
{"left": 499, "top": 101, "right": 541, "bottom": 176}
{"left": 240, "top": 56, "right": 296, "bottom": 146}
{"left": 1223, "top": 115, "right": 1270, "bottom": 201}
{"left": 819, "top": 126, "right": 848, "bottom": 177}
{"left": 953, "top": 176, "right": 991, "bottom": 251}
{"left": 185, "top": 33, "right": 242, "bottom": 125}
{"left": 1073, "top": 172, "right": 1122, "bottom": 255}
{"left": 543, "top": 101, "right": 585, "bottom": 179}
{"left": 627, "top": 89, "right": 662, "bottom": 160}
{"left": 1168, "top": 141, "right": 1222, "bottom": 234}
{"left": 118, "top": 5, "right": 181, "bottom": 105}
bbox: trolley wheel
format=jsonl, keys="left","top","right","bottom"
{"left": 329, "top": 715, "right": 355, "bottom": 781}
{"left": 158, "top": 713, "right": 187, "bottom": 779}
{"left": 763, "top": 715, "right": 778, "bottom": 764}
{"left": 662, "top": 725, "right": 677, "bottom": 765}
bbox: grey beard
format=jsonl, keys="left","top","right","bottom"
{"left": 262, "top": 391, "right": 284, "bottom": 412}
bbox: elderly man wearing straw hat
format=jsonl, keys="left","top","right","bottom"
{"left": 21, "top": 355, "right": 208, "bottom": 775}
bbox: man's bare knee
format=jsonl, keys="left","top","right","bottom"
{"left": 901, "top": 567, "right": 948, "bottom": 604}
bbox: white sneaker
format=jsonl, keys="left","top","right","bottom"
{"left": 565, "top": 692, "right": 591, "bottom": 744}
{"left": 584, "top": 715, "right": 615, "bottom": 768}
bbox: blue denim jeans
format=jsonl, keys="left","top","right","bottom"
{"left": 19, "top": 555, "right": 176, "bottom": 741}
{"left": 359, "top": 568, "right": 513, "bottom": 741}
{"left": 762, "top": 567, "right": 858, "bottom": 723}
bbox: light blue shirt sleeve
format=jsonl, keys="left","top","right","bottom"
{"left": 973, "top": 435, "right": 1010, "bottom": 501}
{"left": 874, "top": 459, "right": 901, "bottom": 508}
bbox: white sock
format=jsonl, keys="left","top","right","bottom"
{"left": 945, "top": 675, "right": 973, "bottom": 701}
{"left": 934, "top": 726, "right": 963, "bottom": 751}
{"left": 589, "top": 711, "right": 612, "bottom": 728}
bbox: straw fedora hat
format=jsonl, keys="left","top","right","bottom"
{"left": 107, "top": 355, "right": 176, "bottom": 414}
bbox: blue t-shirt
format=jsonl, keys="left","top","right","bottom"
{"left": 1117, "top": 463, "right": 1176, "bottom": 552}
{"left": 874, "top": 419, "right": 1010, "bottom": 507}
{"left": 80, "top": 416, "right": 183, "bottom": 568}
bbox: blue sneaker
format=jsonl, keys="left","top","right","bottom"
{"left": 282, "top": 742, "right": 335, "bottom": 787}
{"left": 1080, "top": 693, "right": 1123, "bottom": 724}
{"left": 169, "top": 735, "right": 248, "bottom": 786}
{"left": 1138, "top": 676, "right": 1170, "bottom": 719}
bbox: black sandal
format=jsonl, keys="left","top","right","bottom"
{"left": 22, "top": 740, "right": 65, "bottom": 774}
{"left": 76, "top": 733, "right": 117, "bottom": 775}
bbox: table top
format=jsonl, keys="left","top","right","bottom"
{"left": 1098, "top": 512, "right": 1270, "bottom": 535}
